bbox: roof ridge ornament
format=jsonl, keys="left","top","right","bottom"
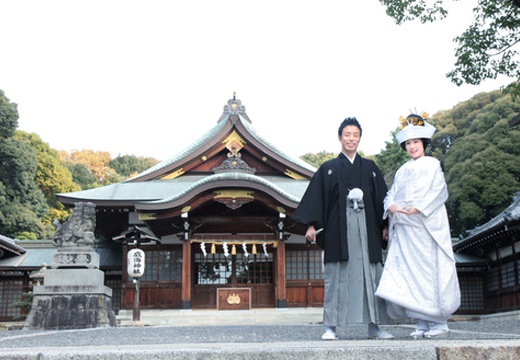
{"left": 218, "top": 93, "right": 251, "bottom": 123}
{"left": 213, "top": 147, "right": 256, "bottom": 174}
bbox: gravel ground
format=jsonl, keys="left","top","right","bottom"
{"left": 0, "top": 319, "right": 519, "bottom": 349}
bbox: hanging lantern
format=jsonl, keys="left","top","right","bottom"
{"left": 252, "top": 244, "right": 257, "bottom": 255}
{"left": 232, "top": 244, "right": 236, "bottom": 255}
{"left": 211, "top": 243, "right": 216, "bottom": 255}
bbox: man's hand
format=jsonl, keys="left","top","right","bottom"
{"left": 382, "top": 226, "right": 389, "bottom": 241}
{"left": 305, "top": 226, "right": 317, "bottom": 242}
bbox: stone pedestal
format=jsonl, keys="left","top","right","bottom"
{"left": 24, "top": 247, "right": 117, "bottom": 330}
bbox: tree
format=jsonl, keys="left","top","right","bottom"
{"left": 0, "top": 89, "right": 18, "bottom": 139}
{"left": 60, "top": 149, "right": 123, "bottom": 186}
{"left": 375, "top": 132, "right": 410, "bottom": 188}
{"left": 16, "top": 131, "right": 80, "bottom": 225}
{"left": 109, "top": 155, "right": 159, "bottom": 178}
{"left": 0, "top": 91, "right": 49, "bottom": 239}
{"left": 379, "top": 0, "right": 520, "bottom": 97}
{"left": 64, "top": 162, "right": 98, "bottom": 190}
{"left": 432, "top": 90, "right": 520, "bottom": 236}
{"left": 300, "top": 151, "right": 337, "bottom": 168}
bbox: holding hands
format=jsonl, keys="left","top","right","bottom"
{"left": 388, "top": 204, "right": 419, "bottom": 215}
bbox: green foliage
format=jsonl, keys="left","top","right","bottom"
{"left": 375, "top": 132, "right": 410, "bottom": 188}
{"left": 379, "top": 0, "right": 520, "bottom": 97}
{"left": 0, "top": 89, "right": 19, "bottom": 139}
{"left": 0, "top": 92, "right": 49, "bottom": 239}
{"left": 64, "top": 162, "right": 99, "bottom": 189}
{"left": 300, "top": 151, "right": 337, "bottom": 168}
{"left": 432, "top": 90, "right": 520, "bottom": 236}
{"left": 109, "top": 155, "right": 159, "bottom": 178}
{"left": 60, "top": 149, "right": 124, "bottom": 186}
{"left": 15, "top": 131, "right": 79, "bottom": 226}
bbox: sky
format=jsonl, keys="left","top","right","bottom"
{"left": 0, "top": 0, "right": 513, "bottom": 161}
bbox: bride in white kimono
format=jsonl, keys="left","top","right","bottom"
{"left": 375, "top": 114, "right": 460, "bottom": 338}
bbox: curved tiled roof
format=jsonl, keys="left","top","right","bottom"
{"left": 128, "top": 117, "right": 230, "bottom": 181}
{"left": 239, "top": 114, "right": 317, "bottom": 172}
{"left": 127, "top": 101, "right": 316, "bottom": 182}
{"left": 139, "top": 172, "right": 301, "bottom": 205}
{"left": 454, "top": 192, "right": 520, "bottom": 252}
{"left": 0, "top": 234, "right": 26, "bottom": 257}
{"left": 57, "top": 97, "right": 314, "bottom": 208}
{"left": 58, "top": 175, "right": 309, "bottom": 205}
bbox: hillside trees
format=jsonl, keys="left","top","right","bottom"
{"left": 109, "top": 155, "right": 159, "bottom": 178}
{"left": 375, "top": 132, "right": 411, "bottom": 188}
{"left": 0, "top": 91, "right": 49, "bottom": 239}
{"left": 60, "top": 150, "right": 123, "bottom": 188}
{"left": 379, "top": 0, "right": 520, "bottom": 97}
{"left": 432, "top": 90, "right": 520, "bottom": 235}
{"left": 0, "top": 88, "right": 162, "bottom": 239}
{"left": 299, "top": 151, "right": 337, "bottom": 169}
{"left": 15, "top": 131, "right": 80, "bottom": 225}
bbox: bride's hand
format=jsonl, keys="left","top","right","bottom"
{"left": 401, "top": 207, "right": 419, "bottom": 215}
{"left": 388, "top": 204, "right": 400, "bottom": 213}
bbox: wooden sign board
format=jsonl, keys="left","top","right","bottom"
{"left": 217, "top": 288, "right": 251, "bottom": 310}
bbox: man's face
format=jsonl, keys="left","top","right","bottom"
{"left": 338, "top": 125, "right": 361, "bottom": 155}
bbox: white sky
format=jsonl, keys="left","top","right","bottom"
{"left": 0, "top": 0, "right": 512, "bottom": 161}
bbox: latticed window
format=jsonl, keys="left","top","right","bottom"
{"left": 486, "top": 268, "right": 500, "bottom": 292}
{"left": 0, "top": 279, "right": 24, "bottom": 318}
{"left": 236, "top": 253, "right": 273, "bottom": 284}
{"left": 500, "top": 262, "right": 516, "bottom": 289}
{"left": 194, "top": 253, "right": 232, "bottom": 285}
{"left": 517, "top": 259, "right": 520, "bottom": 285}
{"left": 194, "top": 253, "right": 273, "bottom": 285}
{"left": 286, "top": 249, "right": 323, "bottom": 280}
{"left": 140, "top": 249, "right": 182, "bottom": 282}
{"left": 458, "top": 275, "right": 485, "bottom": 311}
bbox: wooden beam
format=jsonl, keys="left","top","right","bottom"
{"left": 182, "top": 239, "right": 192, "bottom": 309}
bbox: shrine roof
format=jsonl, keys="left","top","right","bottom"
{"left": 0, "top": 241, "right": 121, "bottom": 268}
{"left": 128, "top": 111, "right": 315, "bottom": 182}
{"left": 454, "top": 192, "right": 520, "bottom": 252}
{"left": 58, "top": 174, "right": 309, "bottom": 206}
{"left": 0, "top": 234, "right": 26, "bottom": 257}
{"left": 57, "top": 96, "right": 315, "bottom": 210}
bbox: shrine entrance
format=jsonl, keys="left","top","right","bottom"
{"left": 190, "top": 242, "right": 277, "bottom": 309}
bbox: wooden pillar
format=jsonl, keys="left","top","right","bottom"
{"left": 276, "top": 241, "right": 286, "bottom": 308}
{"left": 182, "top": 240, "right": 192, "bottom": 309}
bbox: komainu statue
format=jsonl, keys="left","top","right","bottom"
{"left": 52, "top": 202, "right": 96, "bottom": 247}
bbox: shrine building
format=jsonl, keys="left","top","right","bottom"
{"left": 55, "top": 95, "right": 322, "bottom": 312}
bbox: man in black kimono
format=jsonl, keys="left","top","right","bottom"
{"left": 293, "top": 117, "right": 392, "bottom": 340}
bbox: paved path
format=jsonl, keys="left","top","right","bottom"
{"left": 0, "top": 309, "right": 519, "bottom": 359}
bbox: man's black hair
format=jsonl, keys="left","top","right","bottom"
{"left": 338, "top": 117, "right": 362, "bottom": 136}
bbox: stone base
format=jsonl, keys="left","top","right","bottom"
{"left": 24, "top": 293, "right": 117, "bottom": 330}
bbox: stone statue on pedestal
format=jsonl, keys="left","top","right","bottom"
{"left": 24, "top": 202, "right": 117, "bottom": 330}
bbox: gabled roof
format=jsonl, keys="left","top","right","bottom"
{"left": 57, "top": 97, "right": 315, "bottom": 210}
{"left": 126, "top": 96, "right": 315, "bottom": 182}
{"left": 454, "top": 192, "right": 520, "bottom": 253}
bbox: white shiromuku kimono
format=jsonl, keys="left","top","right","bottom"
{"left": 375, "top": 156, "right": 461, "bottom": 323}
